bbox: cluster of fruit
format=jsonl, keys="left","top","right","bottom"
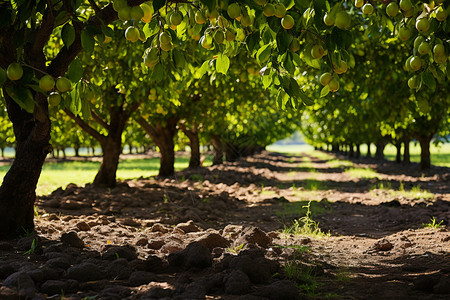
{"left": 113, "top": 0, "right": 154, "bottom": 43}
{"left": 0, "top": 63, "right": 72, "bottom": 107}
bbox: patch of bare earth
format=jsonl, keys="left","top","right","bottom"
{"left": 0, "top": 150, "right": 449, "bottom": 299}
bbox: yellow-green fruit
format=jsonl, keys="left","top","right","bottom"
{"left": 6, "top": 63, "right": 23, "bottom": 81}
{"left": 334, "top": 60, "right": 348, "bottom": 74}
{"left": 328, "top": 78, "right": 340, "bottom": 92}
{"left": 418, "top": 42, "right": 430, "bottom": 55}
{"left": 362, "top": 3, "right": 374, "bottom": 15}
{"left": 416, "top": 18, "right": 430, "bottom": 34}
{"left": 48, "top": 92, "right": 61, "bottom": 107}
{"left": 320, "top": 73, "right": 332, "bottom": 86}
{"left": 141, "top": 3, "right": 154, "bottom": 23}
{"left": 403, "top": 8, "right": 414, "bottom": 18}
{"left": 225, "top": 29, "right": 235, "bottom": 41}
{"left": 281, "top": 15, "right": 294, "bottom": 29}
{"left": 113, "top": 0, "right": 127, "bottom": 12}
{"left": 118, "top": 6, "right": 131, "bottom": 21}
{"left": 335, "top": 11, "right": 351, "bottom": 30}
{"left": 170, "top": 11, "right": 183, "bottom": 26}
{"left": 159, "top": 32, "right": 172, "bottom": 45}
{"left": 386, "top": 2, "right": 399, "bottom": 17}
{"left": 144, "top": 48, "right": 159, "bottom": 68}
{"left": 398, "top": 26, "right": 411, "bottom": 41}
{"left": 39, "top": 75, "right": 55, "bottom": 92}
{"left": 399, "top": 0, "right": 412, "bottom": 11}
{"left": 417, "top": 98, "right": 429, "bottom": 113}
{"left": 201, "top": 35, "right": 213, "bottom": 49}
{"left": 404, "top": 56, "right": 413, "bottom": 71}
{"left": 56, "top": 77, "right": 72, "bottom": 92}
{"left": 263, "top": 4, "right": 275, "bottom": 17}
{"left": 408, "top": 76, "right": 418, "bottom": 89}
{"left": 254, "top": 0, "right": 268, "bottom": 6}
{"left": 241, "top": 15, "right": 253, "bottom": 27}
{"left": 354, "top": 0, "right": 363, "bottom": 8}
{"left": 274, "top": 3, "right": 286, "bottom": 18}
{"left": 414, "top": 36, "right": 425, "bottom": 50}
{"left": 289, "top": 38, "right": 300, "bottom": 52}
{"left": 130, "top": 5, "right": 144, "bottom": 20}
{"left": 227, "top": 3, "right": 241, "bottom": 19}
{"left": 433, "top": 44, "right": 445, "bottom": 57}
{"left": 435, "top": 54, "right": 447, "bottom": 64}
{"left": 409, "top": 56, "right": 422, "bottom": 71}
{"left": 323, "top": 13, "right": 334, "bottom": 26}
{"left": 125, "top": 26, "right": 140, "bottom": 43}
{"left": 436, "top": 6, "right": 448, "bottom": 22}
{"left": 206, "top": 8, "right": 219, "bottom": 20}
{"left": 195, "top": 11, "right": 206, "bottom": 24}
{"left": 214, "top": 30, "right": 225, "bottom": 44}
{"left": 311, "top": 45, "right": 325, "bottom": 59}
{"left": 160, "top": 42, "right": 173, "bottom": 52}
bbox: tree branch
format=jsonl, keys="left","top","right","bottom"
{"left": 91, "top": 110, "right": 110, "bottom": 130}
{"left": 64, "top": 108, "right": 105, "bottom": 143}
{"left": 137, "top": 117, "right": 158, "bottom": 140}
{"left": 88, "top": 0, "right": 101, "bottom": 14}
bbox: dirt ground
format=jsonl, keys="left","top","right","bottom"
{"left": 0, "top": 150, "right": 449, "bottom": 299}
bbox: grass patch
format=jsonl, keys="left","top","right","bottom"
{"left": 0, "top": 155, "right": 212, "bottom": 195}
{"left": 276, "top": 200, "right": 329, "bottom": 220}
{"left": 423, "top": 217, "right": 444, "bottom": 228}
{"left": 371, "top": 181, "right": 434, "bottom": 200}
{"left": 344, "top": 167, "right": 379, "bottom": 179}
{"left": 281, "top": 201, "right": 330, "bottom": 238}
{"left": 327, "top": 159, "right": 354, "bottom": 168}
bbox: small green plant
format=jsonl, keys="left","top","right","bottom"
{"left": 423, "top": 216, "right": 444, "bottom": 228}
{"left": 190, "top": 174, "right": 203, "bottom": 182}
{"left": 371, "top": 181, "right": 392, "bottom": 190}
{"left": 283, "top": 261, "right": 319, "bottom": 297}
{"left": 345, "top": 167, "right": 379, "bottom": 179}
{"left": 336, "top": 270, "right": 352, "bottom": 282}
{"left": 226, "top": 243, "right": 245, "bottom": 254}
{"left": 23, "top": 238, "right": 36, "bottom": 255}
{"left": 115, "top": 252, "right": 120, "bottom": 259}
{"left": 33, "top": 205, "right": 40, "bottom": 218}
{"left": 282, "top": 201, "right": 330, "bottom": 238}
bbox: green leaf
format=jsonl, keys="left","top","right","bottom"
{"left": 216, "top": 54, "right": 230, "bottom": 75}
{"left": 276, "top": 31, "right": 293, "bottom": 54}
{"left": 421, "top": 72, "right": 436, "bottom": 91}
{"left": 172, "top": 49, "right": 186, "bottom": 69}
{"left": 81, "top": 29, "right": 95, "bottom": 53}
{"left": 5, "top": 85, "right": 35, "bottom": 113}
{"left": 101, "top": 25, "right": 115, "bottom": 38}
{"left": 61, "top": 23, "right": 75, "bottom": 48}
{"left": 256, "top": 44, "right": 271, "bottom": 65}
{"left": 67, "top": 59, "right": 83, "bottom": 83}
{"left": 320, "top": 85, "right": 330, "bottom": 97}
{"left": 262, "top": 70, "right": 273, "bottom": 89}
{"left": 198, "top": 60, "right": 211, "bottom": 78}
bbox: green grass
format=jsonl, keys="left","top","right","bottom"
{"left": 344, "top": 167, "right": 379, "bottom": 179}
{"left": 423, "top": 216, "right": 444, "bottom": 228}
{"left": 371, "top": 181, "right": 434, "bottom": 200}
{"left": 0, "top": 155, "right": 212, "bottom": 195}
{"left": 266, "top": 144, "right": 315, "bottom": 154}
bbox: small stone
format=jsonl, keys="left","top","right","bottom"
{"left": 150, "top": 223, "right": 169, "bottom": 233}
{"left": 76, "top": 221, "right": 91, "bottom": 231}
{"left": 160, "top": 241, "right": 183, "bottom": 253}
{"left": 168, "top": 242, "right": 212, "bottom": 270}
{"left": 0, "top": 242, "right": 14, "bottom": 251}
{"left": 0, "top": 286, "right": 19, "bottom": 300}
{"left": 120, "top": 217, "right": 141, "bottom": 227}
{"left": 413, "top": 274, "right": 441, "bottom": 292}
{"left": 225, "top": 270, "right": 251, "bottom": 295}
{"left": 235, "top": 226, "right": 272, "bottom": 248}
{"left": 46, "top": 257, "right": 71, "bottom": 270}
{"left": 16, "top": 235, "right": 39, "bottom": 251}
{"left": 3, "top": 272, "right": 35, "bottom": 299}
{"left": 61, "top": 231, "right": 84, "bottom": 248}
{"left": 128, "top": 271, "right": 156, "bottom": 286}
{"left": 135, "top": 238, "right": 148, "bottom": 246}
{"left": 102, "top": 245, "right": 137, "bottom": 261}
{"left": 41, "top": 280, "right": 66, "bottom": 296}
{"left": 196, "top": 232, "right": 230, "bottom": 250}
{"left": 142, "top": 287, "right": 174, "bottom": 299}
{"left": 0, "top": 263, "right": 15, "bottom": 280}
{"left": 106, "top": 258, "right": 132, "bottom": 280}
{"left": 66, "top": 262, "right": 103, "bottom": 282}
{"left": 254, "top": 280, "right": 300, "bottom": 300}
{"left": 374, "top": 239, "right": 393, "bottom": 251}
{"left": 147, "top": 239, "right": 165, "bottom": 250}
{"left": 175, "top": 220, "right": 201, "bottom": 233}
{"left": 100, "top": 285, "right": 131, "bottom": 298}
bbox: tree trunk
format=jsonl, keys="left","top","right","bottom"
{"left": 93, "top": 138, "right": 122, "bottom": 187}
{"left": 1, "top": 148, "right": 4, "bottom": 158}
{"left": 181, "top": 124, "right": 201, "bottom": 168}
{"left": 355, "top": 144, "right": 361, "bottom": 158}
{"left": 417, "top": 135, "right": 432, "bottom": 170}
{"left": 395, "top": 142, "right": 402, "bottom": 163}
{"left": 366, "top": 143, "right": 371, "bottom": 158}
{"left": 403, "top": 138, "right": 410, "bottom": 164}
{"left": 0, "top": 93, "right": 51, "bottom": 238}
{"left": 211, "top": 135, "right": 223, "bottom": 165}
{"left": 348, "top": 145, "right": 354, "bottom": 158}
{"left": 375, "top": 141, "right": 387, "bottom": 160}
{"left": 74, "top": 146, "right": 80, "bottom": 157}
{"left": 138, "top": 117, "right": 178, "bottom": 177}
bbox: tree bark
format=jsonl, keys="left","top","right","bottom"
{"left": 403, "top": 137, "right": 410, "bottom": 164}
{"left": 0, "top": 93, "right": 51, "bottom": 238}
{"left": 395, "top": 142, "right": 402, "bottom": 163}
{"left": 355, "top": 144, "right": 361, "bottom": 158}
{"left": 366, "top": 143, "right": 371, "bottom": 158}
{"left": 211, "top": 135, "right": 223, "bottom": 165}
{"left": 74, "top": 145, "right": 80, "bottom": 157}
{"left": 375, "top": 140, "right": 387, "bottom": 160}
{"left": 138, "top": 117, "right": 178, "bottom": 176}
{"left": 180, "top": 123, "right": 201, "bottom": 168}
{"left": 417, "top": 135, "right": 432, "bottom": 170}
{"left": 348, "top": 145, "right": 354, "bottom": 158}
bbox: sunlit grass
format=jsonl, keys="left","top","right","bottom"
{"left": 327, "top": 159, "right": 354, "bottom": 168}
{"left": 0, "top": 155, "right": 212, "bottom": 196}
{"left": 344, "top": 167, "right": 379, "bottom": 179}
{"left": 281, "top": 201, "right": 330, "bottom": 238}
{"left": 371, "top": 181, "right": 434, "bottom": 200}
{"left": 267, "top": 144, "right": 315, "bottom": 154}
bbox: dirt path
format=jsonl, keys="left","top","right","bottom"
{"left": 0, "top": 150, "right": 449, "bottom": 299}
